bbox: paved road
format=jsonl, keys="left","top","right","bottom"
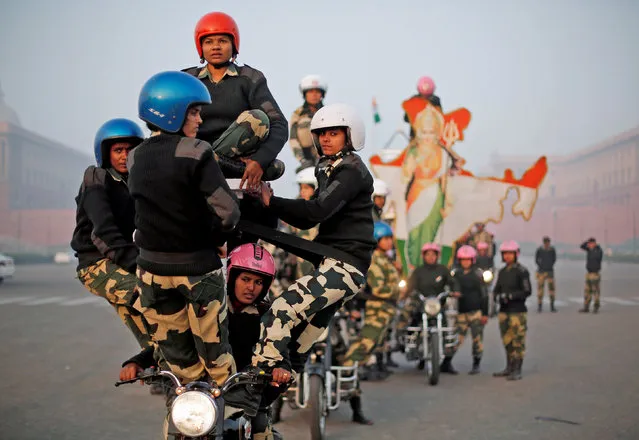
{"left": 0, "top": 258, "right": 638, "bottom": 439}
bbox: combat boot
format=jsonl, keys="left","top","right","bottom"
{"left": 468, "top": 357, "right": 481, "bottom": 375}
{"left": 493, "top": 358, "right": 512, "bottom": 377}
{"left": 578, "top": 307, "right": 590, "bottom": 313}
{"left": 375, "top": 353, "right": 393, "bottom": 378}
{"left": 350, "top": 395, "right": 374, "bottom": 425}
{"left": 386, "top": 351, "right": 399, "bottom": 368}
{"left": 593, "top": 303, "right": 600, "bottom": 314}
{"left": 440, "top": 356, "right": 459, "bottom": 375}
{"left": 270, "top": 396, "right": 283, "bottom": 424}
{"left": 550, "top": 298, "right": 557, "bottom": 313}
{"left": 537, "top": 303, "right": 542, "bottom": 313}
{"left": 507, "top": 359, "right": 523, "bottom": 381}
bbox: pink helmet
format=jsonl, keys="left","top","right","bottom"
{"left": 456, "top": 245, "right": 477, "bottom": 262}
{"left": 476, "top": 241, "right": 489, "bottom": 251}
{"left": 421, "top": 242, "right": 441, "bottom": 254}
{"left": 227, "top": 243, "right": 276, "bottom": 300}
{"left": 499, "top": 240, "right": 520, "bottom": 254}
{"left": 417, "top": 76, "right": 436, "bottom": 97}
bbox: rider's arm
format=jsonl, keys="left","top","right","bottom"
{"left": 507, "top": 268, "right": 532, "bottom": 301}
{"left": 195, "top": 148, "right": 241, "bottom": 233}
{"left": 81, "top": 166, "right": 138, "bottom": 273}
{"left": 535, "top": 248, "right": 541, "bottom": 268}
{"left": 270, "top": 166, "right": 363, "bottom": 227}
{"left": 492, "top": 272, "right": 503, "bottom": 296}
{"left": 445, "top": 268, "right": 461, "bottom": 292}
{"left": 121, "top": 346, "right": 156, "bottom": 369}
{"left": 244, "top": 69, "right": 288, "bottom": 169}
{"left": 367, "top": 258, "right": 393, "bottom": 300}
{"left": 550, "top": 247, "right": 557, "bottom": 267}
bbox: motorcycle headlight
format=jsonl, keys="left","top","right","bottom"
{"left": 482, "top": 270, "right": 494, "bottom": 283}
{"left": 424, "top": 298, "right": 441, "bottom": 316}
{"left": 398, "top": 279, "right": 407, "bottom": 289}
{"left": 171, "top": 390, "right": 217, "bottom": 437}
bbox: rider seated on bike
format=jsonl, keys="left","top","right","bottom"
{"left": 475, "top": 241, "right": 495, "bottom": 271}
{"left": 120, "top": 243, "right": 289, "bottom": 440}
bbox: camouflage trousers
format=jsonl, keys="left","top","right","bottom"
{"left": 135, "top": 267, "right": 236, "bottom": 385}
{"left": 396, "top": 293, "right": 420, "bottom": 331}
{"left": 536, "top": 271, "right": 555, "bottom": 303}
{"left": 449, "top": 310, "right": 484, "bottom": 358}
{"left": 584, "top": 272, "right": 601, "bottom": 308}
{"left": 252, "top": 258, "right": 366, "bottom": 369}
{"left": 343, "top": 300, "right": 396, "bottom": 366}
{"left": 77, "top": 258, "right": 152, "bottom": 349}
{"left": 498, "top": 312, "right": 527, "bottom": 361}
{"left": 211, "top": 109, "right": 270, "bottom": 158}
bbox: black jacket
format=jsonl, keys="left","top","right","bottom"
{"left": 268, "top": 152, "right": 375, "bottom": 274}
{"left": 127, "top": 135, "right": 240, "bottom": 275}
{"left": 476, "top": 255, "right": 494, "bottom": 271}
{"left": 580, "top": 242, "right": 603, "bottom": 273}
{"left": 493, "top": 263, "right": 531, "bottom": 313}
{"left": 535, "top": 246, "right": 557, "bottom": 272}
{"left": 407, "top": 263, "right": 459, "bottom": 297}
{"left": 70, "top": 167, "right": 138, "bottom": 273}
{"left": 453, "top": 268, "right": 488, "bottom": 315}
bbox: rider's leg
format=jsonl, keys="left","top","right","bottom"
{"left": 493, "top": 312, "right": 512, "bottom": 377}
{"left": 468, "top": 310, "right": 484, "bottom": 375}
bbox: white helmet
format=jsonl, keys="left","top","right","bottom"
{"left": 296, "top": 167, "right": 318, "bottom": 187}
{"left": 299, "top": 74, "right": 327, "bottom": 95}
{"left": 310, "top": 103, "right": 365, "bottom": 152}
{"left": 372, "top": 179, "right": 390, "bottom": 197}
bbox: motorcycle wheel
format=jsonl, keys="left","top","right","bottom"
{"left": 428, "top": 333, "right": 440, "bottom": 386}
{"left": 308, "top": 375, "right": 327, "bottom": 440}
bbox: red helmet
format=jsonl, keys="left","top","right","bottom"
{"left": 194, "top": 12, "right": 240, "bottom": 59}
{"left": 227, "top": 243, "right": 275, "bottom": 302}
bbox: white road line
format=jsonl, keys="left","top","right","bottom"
{"left": 59, "top": 297, "right": 102, "bottom": 306}
{"left": 601, "top": 297, "right": 639, "bottom": 306}
{"left": 567, "top": 297, "right": 585, "bottom": 304}
{"left": 0, "top": 296, "right": 35, "bottom": 305}
{"left": 21, "top": 296, "right": 70, "bottom": 306}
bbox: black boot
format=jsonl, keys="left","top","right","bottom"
{"left": 550, "top": 298, "right": 557, "bottom": 313}
{"left": 386, "top": 351, "right": 399, "bottom": 368}
{"left": 507, "top": 359, "right": 523, "bottom": 380}
{"left": 493, "top": 358, "right": 512, "bottom": 377}
{"left": 440, "top": 356, "right": 459, "bottom": 375}
{"left": 270, "top": 396, "right": 283, "bottom": 424}
{"left": 593, "top": 303, "right": 600, "bottom": 314}
{"left": 578, "top": 306, "right": 590, "bottom": 313}
{"left": 350, "top": 395, "right": 374, "bottom": 425}
{"left": 468, "top": 357, "right": 481, "bottom": 375}
{"left": 375, "top": 353, "right": 393, "bottom": 377}
{"left": 537, "top": 303, "right": 542, "bottom": 313}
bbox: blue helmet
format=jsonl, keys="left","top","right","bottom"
{"left": 93, "top": 118, "right": 144, "bottom": 167}
{"left": 373, "top": 221, "right": 393, "bottom": 241}
{"left": 138, "top": 71, "right": 212, "bottom": 133}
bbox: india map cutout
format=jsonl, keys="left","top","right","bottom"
{"left": 370, "top": 95, "right": 548, "bottom": 271}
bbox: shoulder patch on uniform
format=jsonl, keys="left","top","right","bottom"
{"left": 83, "top": 165, "right": 107, "bottom": 187}
{"left": 181, "top": 66, "right": 200, "bottom": 75}
{"left": 175, "top": 138, "right": 213, "bottom": 160}
{"left": 239, "top": 64, "right": 265, "bottom": 83}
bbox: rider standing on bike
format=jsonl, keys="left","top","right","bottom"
{"left": 492, "top": 240, "right": 531, "bottom": 381}
{"left": 71, "top": 119, "right": 152, "bottom": 351}
{"left": 225, "top": 103, "right": 375, "bottom": 416}
{"left": 289, "top": 75, "right": 327, "bottom": 171}
{"left": 442, "top": 245, "right": 489, "bottom": 375}
{"left": 396, "top": 243, "right": 460, "bottom": 333}
{"left": 344, "top": 222, "right": 400, "bottom": 383}
{"left": 128, "top": 71, "right": 240, "bottom": 387}
{"left": 183, "top": 12, "right": 288, "bottom": 250}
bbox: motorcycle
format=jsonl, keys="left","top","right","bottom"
{"left": 399, "top": 291, "right": 458, "bottom": 385}
{"left": 481, "top": 268, "right": 497, "bottom": 316}
{"left": 115, "top": 368, "right": 278, "bottom": 439}
{"left": 275, "top": 310, "right": 360, "bottom": 440}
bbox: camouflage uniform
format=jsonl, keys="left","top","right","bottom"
{"left": 584, "top": 272, "right": 601, "bottom": 310}
{"left": 211, "top": 108, "right": 270, "bottom": 158}
{"left": 291, "top": 223, "right": 320, "bottom": 279}
{"left": 343, "top": 249, "right": 400, "bottom": 366}
{"left": 498, "top": 312, "right": 527, "bottom": 360}
{"left": 252, "top": 258, "right": 366, "bottom": 369}
{"left": 451, "top": 310, "right": 484, "bottom": 358}
{"left": 289, "top": 103, "right": 321, "bottom": 167}
{"left": 536, "top": 272, "right": 555, "bottom": 303}
{"left": 78, "top": 258, "right": 152, "bottom": 349}
{"left": 135, "top": 267, "right": 235, "bottom": 385}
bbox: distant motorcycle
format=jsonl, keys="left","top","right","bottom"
{"left": 481, "top": 269, "right": 497, "bottom": 316}
{"left": 116, "top": 368, "right": 279, "bottom": 439}
{"left": 399, "top": 291, "right": 458, "bottom": 385}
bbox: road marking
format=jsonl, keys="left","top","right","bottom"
{"left": 59, "top": 297, "right": 102, "bottom": 306}
{"left": 566, "top": 297, "right": 585, "bottom": 304}
{"left": 0, "top": 296, "right": 35, "bottom": 305}
{"left": 601, "top": 297, "right": 639, "bottom": 306}
{"left": 21, "top": 296, "right": 71, "bottom": 306}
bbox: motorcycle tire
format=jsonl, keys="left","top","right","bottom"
{"left": 308, "top": 375, "right": 327, "bottom": 440}
{"left": 428, "top": 333, "right": 440, "bottom": 386}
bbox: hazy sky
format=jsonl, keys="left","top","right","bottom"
{"left": 1, "top": 0, "right": 638, "bottom": 197}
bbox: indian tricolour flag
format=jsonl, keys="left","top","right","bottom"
{"left": 372, "top": 97, "right": 381, "bottom": 124}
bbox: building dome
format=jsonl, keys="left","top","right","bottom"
{"left": 0, "top": 82, "right": 21, "bottom": 126}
